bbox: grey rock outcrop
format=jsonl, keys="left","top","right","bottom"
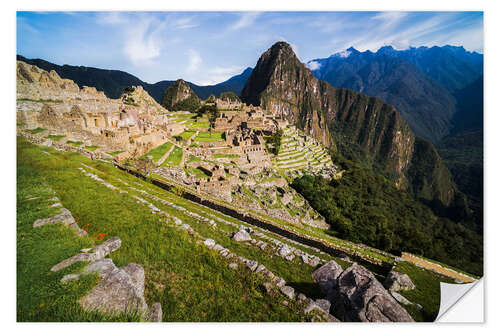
{"left": 51, "top": 237, "right": 121, "bottom": 272}
{"left": 33, "top": 208, "right": 87, "bottom": 236}
{"left": 312, "top": 260, "right": 343, "bottom": 296}
{"left": 231, "top": 229, "right": 252, "bottom": 242}
{"left": 313, "top": 262, "right": 414, "bottom": 322}
{"left": 146, "top": 302, "right": 163, "bottom": 322}
{"left": 384, "top": 271, "right": 416, "bottom": 292}
{"left": 79, "top": 262, "right": 148, "bottom": 315}
{"left": 280, "top": 285, "right": 295, "bottom": 299}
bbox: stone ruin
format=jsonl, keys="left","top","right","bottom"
{"left": 16, "top": 61, "right": 174, "bottom": 156}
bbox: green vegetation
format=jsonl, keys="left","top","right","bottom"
{"left": 110, "top": 151, "right": 124, "bottom": 156}
{"left": 178, "top": 130, "right": 197, "bottom": 141}
{"left": 185, "top": 167, "right": 210, "bottom": 178}
{"left": 212, "top": 154, "right": 239, "bottom": 159}
{"left": 17, "top": 142, "right": 141, "bottom": 322}
{"left": 142, "top": 142, "right": 173, "bottom": 163}
{"left": 26, "top": 127, "right": 46, "bottom": 134}
{"left": 46, "top": 135, "right": 66, "bottom": 141}
{"left": 265, "top": 129, "right": 282, "bottom": 155}
{"left": 193, "top": 131, "right": 225, "bottom": 142}
{"left": 172, "top": 95, "right": 201, "bottom": 112}
{"left": 17, "top": 137, "right": 317, "bottom": 321}
{"left": 291, "top": 157, "right": 483, "bottom": 276}
{"left": 394, "top": 261, "right": 455, "bottom": 322}
{"left": 162, "top": 146, "right": 183, "bottom": 166}
{"left": 219, "top": 91, "right": 241, "bottom": 102}
{"left": 17, "top": 98, "right": 63, "bottom": 103}
{"left": 161, "top": 80, "right": 201, "bottom": 112}
{"left": 66, "top": 141, "right": 83, "bottom": 147}
{"left": 85, "top": 146, "right": 99, "bottom": 151}
{"left": 197, "top": 104, "right": 220, "bottom": 126}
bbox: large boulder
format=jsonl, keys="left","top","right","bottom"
{"left": 331, "top": 264, "right": 414, "bottom": 322}
{"left": 231, "top": 229, "right": 251, "bottom": 242}
{"left": 384, "top": 270, "right": 416, "bottom": 292}
{"left": 79, "top": 262, "right": 148, "bottom": 315}
{"left": 312, "top": 260, "right": 343, "bottom": 296}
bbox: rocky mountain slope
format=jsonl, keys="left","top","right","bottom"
{"left": 241, "top": 42, "right": 463, "bottom": 214}
{"left": 17, "top": 55, "right": 251, "bottom": 102}
{"left": 161, "top": 79, "right": 199, "bottom": 110}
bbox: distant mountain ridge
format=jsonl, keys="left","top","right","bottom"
{"left": 308, "top": 45, "right": 483, "bottom": 143}
{"left": 16, "top": 55, "right": 252, "bottom": 103}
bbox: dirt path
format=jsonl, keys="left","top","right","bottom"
{"left": 401, "top": 253, "right": 476, "bottom": 283}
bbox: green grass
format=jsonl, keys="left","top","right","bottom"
{"left": 162, "top": 146, "right": 183, "bottom": 167}
{"left": 17, "top": 143, "right": 141, "bottom": 322}
{"left": 194, "top": 131, "right": 225, "bottom": 142}
{"left": 45, "top": 135, "right": 66, "bottom": 141}
{"left": 85, "top": 146, "right": 99, "bottom": 151}
{"left": 17, "top": 98, "right": 63, "bottom": 103}
{"left": 185, "top": 167, "right": 211, "bottom": 178}
{"left": 66, "top": 141, "right": 83, "bottom": 147}
{"left": 212, "top": 154, "right": 240, "bottom": 159}
{"left": 178, "top": 130, "right": 197, "bottom": 141}
{"left": 16, "top": 137, "right": 315, "bottom": 322}
{"left": 26, "top": 127, "right": 46, "bottom": 134}
{"left": 186, "top": 154, "right": 202, "bottom": 163}
{"left": 110, "top": 151, "right": 124, "bottom": 156}
{"left": 394, "top": 261, "right": 455, "bottom": 322}
{"left": 142, "top": 142, "right": 173, "bottom": 163}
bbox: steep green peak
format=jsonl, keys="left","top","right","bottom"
{"left": 161, "top": 78, "right": 199, "bottom": 110}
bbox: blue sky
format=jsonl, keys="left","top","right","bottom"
{"left": 17, "top": 11, "right": 483, "bottom": 85}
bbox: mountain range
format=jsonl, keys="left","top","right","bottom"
{"left": 16, "top": 55, "right": 252, "bottom": 102}
{"left": 307, "top": 45, "right": 483, "bottom": 143}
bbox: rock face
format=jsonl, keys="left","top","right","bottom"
{"left": 79, "top": 262, "right": 148, "bottom": 315}
{"left": 384, "top": 270, "right": 416, "bottom": 292}
{"left": 312, "top": 260, "right": 343, "bottom": 295}
{"left": 33, "top": 208, "right": 86, "bottom": 235}
{"left": 161, "top": 79, "right": 200, "bottom": 110}
{"left": 231, "top": 229, "right": 252, "bottom": 242}
{"left": 312, "top": 262, "right": 414, "bottom": 322}
{"left": 240, "top": 41, "right": 463, "bottom": 212}
{"left": 241, "top": 42, "right": 331, "bottom": 147}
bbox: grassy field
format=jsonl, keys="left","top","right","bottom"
{"left": 178, "top": 130, "right": 197, "bottom": 141}
{"left": 194, "top": 131, "right": 225, "bottom": 142}
{"left": 161, "top": 146, "right": 183, "bottom": 167}
{"left": 85, "top": 145, "right": 99, "bottom": 151}
{"left": 45, "top": 135, "right": 66, "bottom": 141}
{"left": 26, "top": 127, "right": 46, "bottom": 134}
{"left": 394, "top": 261, "right": 455, "bottom": 322}
{"left": 17, "top": 137, "right": 316, "bottom": 322}
{"left": 185, "top": 167, "right": 210, "bottom": 178}
{"left": 66, "top": 140, "right": 83, "bottom": 147}
{"left": 143, "top": 142, "right": 173, "bottom": 163}
{"left": 212, "top": 153, "right": 240, "bottom": 159}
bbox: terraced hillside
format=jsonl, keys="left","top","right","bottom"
{"left": 18, "top": 135, "right": 472, "bottom": 321}
{"left": 273, "top": 127, "right": 335, "bottom": 177}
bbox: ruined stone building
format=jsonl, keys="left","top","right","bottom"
{"left": 16, "top": 61, "right": 175, "bottom": 155}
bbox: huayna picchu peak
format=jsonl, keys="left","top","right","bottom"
{"left": 241, "top": 41, "right": 463, "bottom": 214}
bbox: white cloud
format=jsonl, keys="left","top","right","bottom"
{"left": 229, "top": 12, "right": 260, "bottom": 31}
{"left": 174, "top": 17, "right": 198, "bottom": 29}
{"left": 96, "top": 12, "right": 127, "bottom": 25}
{"left": 97, "top": 13, "right": 167, "bottom": 65}
{"left": 196, "top": 65, "right": 245, "bottom": 85}
{"left": 187, "top": 49, "right": 202, "bottom": 73}
{"left": 306, "top": 61, "right": 321, "bottom": 71}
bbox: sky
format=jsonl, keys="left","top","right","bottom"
{"left": 17, "top": 11, "right": 483, "bottom": 85}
